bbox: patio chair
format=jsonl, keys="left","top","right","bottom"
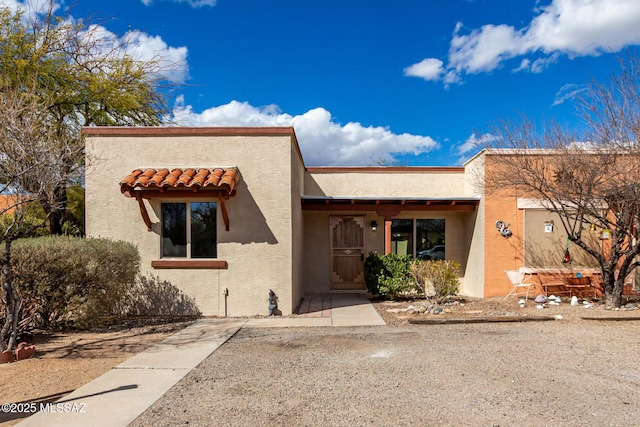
{"left": 504, "top": 270, "right": 535, "bottom": 300}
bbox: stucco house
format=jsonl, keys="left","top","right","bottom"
{"left": 84, "top": 126, "right": 618, "bottom": 316}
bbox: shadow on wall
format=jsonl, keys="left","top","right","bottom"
{"left": 495, "top": 232, "right": 525, "bottom": 269}
{"left": 147, "top": 180, "right": 278, "bottom": 245}
{"left": 118, "top": 275, "right": 201, "bottom": 316}
{"left": 303, "top": 175, "right": 326, "bottom": 196}
{"left": 525, "top": 237, "right": 600, "bottom": 269}
{"left": 459, "top": 209, "right": 479, "bottom": 276}
{"left": 224, "top": 180, "right": 278, "bottom": 244}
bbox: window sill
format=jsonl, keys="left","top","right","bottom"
{"left": 151, "top": 260, "right": 228, "bottom": 269}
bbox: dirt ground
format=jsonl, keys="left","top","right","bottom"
{"left": 0, "top": 318, "right": 195, "bottom": 426}
{"left": 1, "top": 296, "right": 639, "bottom": 426}
{"left": 131, "top": 307, "right": 640, "bottom": 427}
{"left": 372, "top": 294, "right": 640, "bottom": 325}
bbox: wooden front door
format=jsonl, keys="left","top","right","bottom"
{"left": 330, "top": 216, "right": 366, "bottom": 290}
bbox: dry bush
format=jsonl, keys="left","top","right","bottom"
{"left": 410, "top": 260, "right": 461, "bottom": 304}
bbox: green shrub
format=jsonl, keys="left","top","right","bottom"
{"left": 0, "top": 185, "right": 85, "bottom": 238}
{"left": 10, "top": 236, "right": 140, "bottom": 329}
{"left": 364, "top": 252, "right": 385, "bottom": 295}
{"left": 364, "top": 252, "right": 415, "bottom": 299}
{"left": 63, "top": 185, "right": 85, "bottom": 236}
{"left": 410, "top": 259, "right": 460, "bottom": 304}
{"left": 0, "top": 203, "right": 50, "bottom": 238}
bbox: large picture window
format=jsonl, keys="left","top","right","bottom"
{"left": 391, "top": 218, "right": 445, "bottom": 259}
{"left": 162, "top": 202, "right": 217, "bottom": 258}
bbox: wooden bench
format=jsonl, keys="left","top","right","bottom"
{"left": 536, "top": 272, "right": 571, "bottom": 297}
{"left": 535, "top": 271, "right": 599, "bottom": 298}
{"left": 562, "top": 277, "right": 596, "bottom": 298}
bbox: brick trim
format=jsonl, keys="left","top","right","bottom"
{"left": 151, "top": 260, "right": 228, "bottom": 269}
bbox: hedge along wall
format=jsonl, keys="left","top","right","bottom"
{"left": 10, "top": 236, "right": 140, "bottom": 329}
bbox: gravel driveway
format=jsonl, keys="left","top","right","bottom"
{"left": 130, "top": 321, "right": 640, "bottom": 427}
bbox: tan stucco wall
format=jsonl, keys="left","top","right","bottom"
{"left": 305, "top": 169, "right": 469, "bottom": 198}
{"left": 302, "top": 212, "right": 331, "bottom": 293}
{"left": 462, "top": 155, "right": 486, "bottom": 297}
{"left": 302, "top": 210, "right": 476, "bottom": 294}
{"left": 302, "top": 211, "right": 384, "bottom": 293}
{"left": 302, "top": 167, "right": 481, "bottom": 295}
{"left": 290, "top": 141, "right": 306, "bottom": 311}
{"left": 86, "top": 132, "right": 297, "bottom": 316}
{"left": 461, "top": 199, "right": 484, "bottom": 297}
{"left": 523, "top": 209, "right": 600, "bottom": 269}
{"left": 86, "top": 131, "right": 513, "bottom": 313}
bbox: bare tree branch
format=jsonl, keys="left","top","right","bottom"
{"left": 480, "top": 51, "right": 640, "bottom": 308}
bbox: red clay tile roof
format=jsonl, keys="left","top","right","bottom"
{"left": 120, "top": 168, "right": 240, "bottom": 195}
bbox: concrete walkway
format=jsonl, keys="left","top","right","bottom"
{"left": 17, "top": 294, "right": 385, "bottom": 427}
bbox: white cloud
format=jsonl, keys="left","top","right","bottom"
{"left": 0, "top": 1, "right": 189, "bottom": 84}
{"left": 403, "top": 58, "right": 444, "bottom": 81}
{"left": 448, "top": 23, "right": 521, "bottom": 75}
{"left": 77, "top": 25, "right": 189, "bottom": 84}
{"left": 513, "top": 52, "right": 560, "bottom": 73}
{"left": 407, "top": 0, "right": 640, "bottom": 85}
{"left": 529, "top": 53, "right": 560, "bottom": 73}
{"left": 83, "top": 27, "right": 189, "bottom": 84}
{"left": 526, "top": 0, "right": 640, "bottom": 55}
{"left": 513, "top": 58, "right": 531, "bottom": 73}
{"left": 141, "top": 0, "right": 216, "bottom": 7}
{"left": 119, "top": 30, "right": 189, "bottom": 84}
{"left": 552, "top": 83, "right": 587, "bottom": 106}
{"left": 169, "top": 99, "right": 440, "bottom": 166}
{"left": 456, "top": 133, "right": 500, "bottom": 160}
{"left": 0, "top": 0, "right": 60, "bottom": 19}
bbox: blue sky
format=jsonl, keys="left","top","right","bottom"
{"left": 5, "top": 0, "right": 640, "bottom": 166}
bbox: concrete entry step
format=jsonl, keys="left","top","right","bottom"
{"left": 330, "top": 294, "right": 386, "bottom": 327}
{"left": 296, "top": 293, "right": 386, "bottom": 326}
{"left": 246, "top": 293, "right": 385, "bottom": 327}
{"left": 296, "top": 294, "right": 333, "bottom": 318}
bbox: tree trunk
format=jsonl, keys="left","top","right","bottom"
{"left": 42, "top": 184, "right": 67, "bottom": 235}
{"left": 601, "top": 269, "right": 624, "bottom": 308}
{"left": 0, "top": 240, "right": 18, "bottom": 351}
{"left": 604, "top": 292, "right": 621, "bottom": 309}
{"left": 0, "top": 287, "right": 11, "bottom": 352}
{"left": 47, "top": 207, "right": 65, "bottom": 235}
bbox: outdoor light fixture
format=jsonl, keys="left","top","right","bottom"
{"left": 371, "top": 220, "right": 378, "bottom": 232}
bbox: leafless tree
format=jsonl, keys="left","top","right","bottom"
{"left": 482, "top": 52, "right": 640, "bottom": 308}
{"left": 0, "top": 86, "right": 68, "bottom": 351}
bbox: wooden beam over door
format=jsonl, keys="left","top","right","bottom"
{"left": 385, "top": 219, "right": 392, "bottom": 254}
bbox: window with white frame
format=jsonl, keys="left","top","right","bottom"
{"left": 161, "top": 202, "right": 217, "bottom": 258}
{"left": 391, "top": 218, "right": 445, "bottom": 259}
